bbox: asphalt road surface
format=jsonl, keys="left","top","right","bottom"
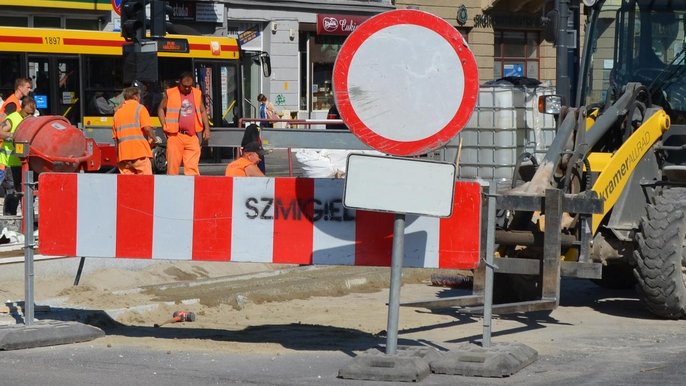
{"left": 2, "top": 275, "right": 686, "bottom": 386}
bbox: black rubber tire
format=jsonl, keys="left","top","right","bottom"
{"left": 152, "top": 145, "right": 167, "bottom": 175}
{"left": 634, "top": 188, "right": 686, "bottom": 319}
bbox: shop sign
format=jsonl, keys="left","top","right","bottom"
{"left": 473, "top": 13, "right": 543, "bottom": 29}
{"left": 238, "top": 25, "right": 260, "bottom": 46}
{"left": 168, "top": 1, "right": 222, "bottom": 23}
{"left": 504, "top": 63, "right": 524, "bottom": 77}
{"left": 168, "top": 1, "right": 195, "bottom": 21}
{"left": 317, "top": 14, "right": 369, "bottom": 36}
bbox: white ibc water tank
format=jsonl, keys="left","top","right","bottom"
{"left": 448, "top": 85, "right": 556, "bottom": 187}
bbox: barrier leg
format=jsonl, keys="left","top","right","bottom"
{"left": 23, "top": 170, "right": 35, "bottom": 326}
{"left": 338, "top": 213, "right": 435, "bottom": 382}
{"left": 482, "top": 182, "right": 497, "bottom": 347}
{"left": 385, "top": 213, "right": 404, "bottom": 355}
{"left": 430, "top": 182, "right": 538, "bottom": 377}
{"left": 73, "top": 257, "right": 86, "bottom": 286}
{"left": 0, "top": 170, "right": 105, "bottom": 350}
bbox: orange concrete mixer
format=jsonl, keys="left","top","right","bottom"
{"left": 13, "top": 116, "right": 101, "bottom": 173}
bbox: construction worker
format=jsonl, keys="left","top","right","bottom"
{"left": 112, "top": 87, "right": 155, "bottom": 175}
{"left": 157, "top": 72, "right": 210, "bottom": 175}
{"left": 0, "top": 78, "right": 32, "bottom": 121}
{"left": 0, "top": 96, "right": 36, "bottom": 215}
{"left": 225, "top": 141, "right": 266, "bottom": 177}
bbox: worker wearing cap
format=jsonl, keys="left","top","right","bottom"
{"left": 157, "top": 72, "right": 210, "bottom": 175}
{"left": 0, "top": 96, "right": 36, "bottom": 215}
{"left": 112, "top": 87, "right": 155, "bottom": 175}
{"left": 225, "top": 141, "right": 266, "bottom": 177}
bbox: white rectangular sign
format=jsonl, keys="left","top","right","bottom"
{"left": 344, "top": 154, "right": 456, "bottom": 217}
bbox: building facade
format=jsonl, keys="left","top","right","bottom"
{"left": 0, "top": 0, "right": 562, "bottom": 122}
{"left": 395, "top": 0, "right": 558, "bottom": 87}
{"left": 223, "top": 0, "right": 561, "bottom": 119}
{"left": 220, "top": 0, "right": 395, "bottom": 120}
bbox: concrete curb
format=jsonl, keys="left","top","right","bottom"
{"left": 0, "top": 320, "right": 104, "bottom": 351}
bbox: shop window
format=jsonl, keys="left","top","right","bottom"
{"left": 494, "top": 30, "right": 540, "bottom": 79}
{"left": 309, "top": 35, "right": 344, "bottom": 111}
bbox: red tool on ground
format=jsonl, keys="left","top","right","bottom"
{"left": 153, "top": 311, "right": 196, "bottom": 328}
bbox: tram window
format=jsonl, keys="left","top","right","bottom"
{"left": 66, "top": 19, "right": 99, "bottom": 31}
{"left": 0, "top": 16, "right": 28, "bottom": 27}
{"left": 154, "top": 58, "right": 193, "bottom": 115}
{"left": 84, "top": 57, "right": 122, "bottom": 90}
{"left": 83, "top": 57, "right": 192, "bottom": 117}
{"left": 34, "top": 16, "right": 61, "bottom": 29}
{"left": 0, "top": 54, "right": 22, "bottom": 100}
{"left": 83, "top": 56, "right": 124, "bottom": 116}
{"left": 158, "top": 58, "right": 192, "bottom": 88}
{"left": 58, "top": 59, "right": 80, "bottom": 124}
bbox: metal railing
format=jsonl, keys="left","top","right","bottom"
{"left": 82, "top": 117, "right": 453, "bottom": 176}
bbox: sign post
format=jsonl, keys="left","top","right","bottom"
{"left": 334, "top": 9, "right": 478, "bottom": 382}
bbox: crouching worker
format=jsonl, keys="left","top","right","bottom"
{"left": 0, "top": 96, "right": 35, "bottom": 215}
{"left": 225, "top": 141, "right": 266, "bottom": 177}
{"left": 112, "top": 87, "right": 156, "bottom": 175}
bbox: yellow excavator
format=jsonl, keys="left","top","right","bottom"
{"left": 488, "top": 0, "right": 686, "bottom": 319}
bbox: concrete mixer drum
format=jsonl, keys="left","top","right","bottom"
{"left": 13, "top": 116, "right": 100, "bottom": 173}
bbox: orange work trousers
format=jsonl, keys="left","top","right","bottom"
{"left": 166, "top": 133, "right": 200, "bottom": 175}
{"left": 118, "top": 157, "right": 152, "bottom": 175}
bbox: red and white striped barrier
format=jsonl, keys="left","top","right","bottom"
{"left": 38, "top": 174, "right": 481, "bottom": 269}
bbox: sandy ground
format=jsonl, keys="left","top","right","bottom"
{"left": 1, "top": 257, "right": 470, "bottom": 355}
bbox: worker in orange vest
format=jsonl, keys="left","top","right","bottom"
{"left": 157, "top": 72, "right": 210, "bottom": 175}
{"left": 112, "top": 87, "right": 156, "bottom": 175}
{"left": 225, "top": 141, "right": 266, "bottom": 177}
{"left": 0, "top": 96, "right": 36, "bottom": 215}
{"left": 0, "top": 77, "right": 32, "bottom": 121}
{"left": 0, "top": 77, "right": 32, "bottom": 183}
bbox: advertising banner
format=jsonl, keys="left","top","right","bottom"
{"left": 317, "top": 14, "right": 369, "bottom": 36}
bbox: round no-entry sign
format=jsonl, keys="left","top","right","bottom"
{"left": 333, "top": 10, "right": 478, "bottom": 156}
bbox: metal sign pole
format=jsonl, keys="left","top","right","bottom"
{"left": 23, "top": 170, "right": 35, "bottom": 326}
{"left": 385, "top": 213, "right": 405, "bottom": 355}
{"left": 482, "top": 182, "right": 497, "bottom": 347}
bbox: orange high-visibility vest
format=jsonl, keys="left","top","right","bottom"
{"left": 112, "top": 100, "right": 152, "bottom": 161}
{"left": 164, "top": 86, "right": 204, "bottom": 134}
{"left": 225, "top": 157, "right": 253, "bottom": 177}
{"left": 0, "top": 94, "right": 20, "bottom": 115}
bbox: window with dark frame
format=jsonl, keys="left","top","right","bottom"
{"left": 494, "top": 30, "right": 540, "bottom": 80}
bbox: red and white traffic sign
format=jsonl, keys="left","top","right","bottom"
{"left": 112, "top": 0, "right": 122, "bottom": 16}
{"left": 333, "top": 10, "right": 478, "bottom": 156}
